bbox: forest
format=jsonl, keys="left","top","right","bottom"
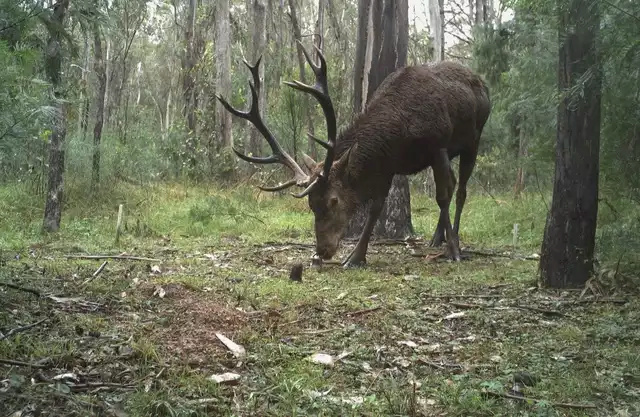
{"left": 1, "top": 0, "right": 639, "bottom": 415}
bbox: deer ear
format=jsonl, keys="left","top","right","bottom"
{"left": 301, "top": 153, "right": 317, "bottom": 172}
{"left": 333, "top": 144, "right": 355, "bottom": 178}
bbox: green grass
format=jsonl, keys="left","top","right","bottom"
{"left": 1, "top": 181, "right": 639, "bottom": 416}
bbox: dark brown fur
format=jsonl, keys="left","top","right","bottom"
{"left": 217, "top": 49, "right": 490, "bottom": 267}
{"left": 307, "top": 61, "right": 491, "bottom": 265}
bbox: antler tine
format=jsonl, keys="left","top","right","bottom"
{"left": 216, "top": 58, "right": 310, "bottom": 190}
{"left": 307, "top": 132, "right": 331, "bottom": 150}
{"left": 285, "top": 41, "right": 337, "bottom": 180}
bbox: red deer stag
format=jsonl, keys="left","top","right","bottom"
{"left": 216, "top": 44, "right": 490, "bottom": 267}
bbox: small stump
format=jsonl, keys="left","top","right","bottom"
{"left": 290, "top": 263, "right": 303, "bottom": 282}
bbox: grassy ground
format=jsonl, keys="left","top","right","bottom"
{"left": 1, "top": 181, "right": 639, "bottom": 416}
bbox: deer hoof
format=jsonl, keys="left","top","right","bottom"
{"left": 342, "top": 255, "right": 366, "bottom": 268}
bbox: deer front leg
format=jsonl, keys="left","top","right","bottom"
{"left": 429, "top": 165, "right": 456, "bottom": 247}
{"left": 432, "top": 150, "right": 460, "bottom": 261}
{"left": 343, "top": 198, "right": 385, "bottom": 268}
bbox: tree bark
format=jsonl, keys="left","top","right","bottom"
{"left": 539, "top": 0, "right": 601, "bottom": 288}
{"left": 183, "top": 0, "right": 198, "bottom": 133}
{"left": 43, "top": 0, "right": 71, "bottom": 233}
{"left": 249, "top": 0, "right": 267, "bottom": 155}
{"left": 288, "top": 0, "right": 317, "bottom": 159}
{"left": 215, "top": 0, "right": 233, "bottom": 148}
{"left": 92, "top": 20, "right": 106, "bottom": 190}
{"left": 428, "top": 0, "right": 444, "bottom": 61}
{"left": 346, "top": 0, "right": 413, "bottom": 240}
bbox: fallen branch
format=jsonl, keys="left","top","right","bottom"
{"left": 483, "top": 390, "right": 596, "bottom": 410}
{"left": 346, "top": 306, "right": 382, "bottom": 316}
{"left": 463, "top": 249, "right": 539, "bottom": 261}
{"left": 0, "top": 358, "right": 47, "bottom": 368}
{"left": 301, "top": 328, "right": 338, "bottom": 335}
{"left": 0, "top": 282, "right": 41, "bottom": 297}
{"left": 450, "top": 302, "right": 565, "bottom": 317}
{"left": 65, "top": 254, "right": 160, "bottom": 262}
{"left": 0, "top": 318, "right": 47, "bottom": 341}
{"left": 81, "top": 261, "right": 108, "bottom": 286}
{"left": 70, "top": 381, "right": 137, "bottom": 392}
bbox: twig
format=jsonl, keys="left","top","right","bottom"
{"left": 423, "top": 294, "right": 503, "bottom": 300}
{"left": 463, "top": 249, "right": 539, "bottom": 261}
{"left": 450, "top": 302, "right": 565, "bottom": 317}
{"left": 70, "top": 382, "right": 137, "bottom": 391}
{"left": 64, "top": 254, "right": 160, "bottom": 262}
{"left": 346, "top": 306, "right": 382, "bottom": 316}
{"left": 300, "top": 328, "right": 337, "bottom": 335}
{"left": 483, "top": 390, "right": 597, "bottom": 409}
{"left": 418, "top": 359, "right": 464, "bottom": 370}
{"left": 0, "top": 318, "right": 47, "bottom": 341}
{"left": 0, "top": 282, "right": 41, "bottom": 297}
{"left": 82, "top": 261, "right": 108, "bottom": 286}
{"left": 0, "top": 358, "right": 47, "bottom": 368}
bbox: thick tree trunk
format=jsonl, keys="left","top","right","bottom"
{"left": 346, "top": 0, "right": 413, "bottom": 239}
{"left": 539, "top": 0, "right": 601, "bottom": 288}
{"left": 288, "top": 0, "right": 317, "bottom": 158}
{"left": 183, "top": 0, "right": 198, "bottom": 133}
{"left": 92, "top": 22, "right": 106, "bottom": 190}
{"left": 429, "top": 0, "right": 444, "bottom": 61}
{"left": 215, "top": 0, "right": 233, "bottom": 148}
{"left": 43, "top": 0, "right": 70, "bottom": 233}
{"left": 249, "top": 0, "right": 267, "bottom": 155}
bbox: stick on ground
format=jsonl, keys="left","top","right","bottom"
{"left": 65, "top": 254, "right": 160, "bottom": 262}
{"left": 0, "top": 282, "right": 41, "bottom": 297}
{"left": 483, "top": 390, "right": 596, "bottom": 409}
{"left": 0, "top": 318, "right": 47, "bottom": 341}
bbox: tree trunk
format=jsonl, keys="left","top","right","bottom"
{"left": 249, "top": 0, "right": 267, "bottom": 155}
{"left": 539, "top": 0, "right": 601, "bottom": 288}
{"left": 183, "top": 0, "right": 198, "bottom": 133}
{"left": 78, "top": 29, "right": 90, "bottom": 141}
{"left": 288, "top": 0, "right": 317, "bottom": 159}
{"left": 514, "top": 124, "right": 527, "bottom": 197}
{"left": 428, "top": 0, "right": 444, "bottom": 61}
{"left": 215, "top": 0, "right": 233, "bottom": 148}
{"left": 43, "top": 0, "right": 70, "bottom": 233}
{"left": 346, "top": 0, "right": 413, "bottom": 240}
{"left": 92, "top": 21, "right": 106, "bottom": 190}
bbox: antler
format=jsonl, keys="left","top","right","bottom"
{"left": 285, "top": 42, "right": 338, "bottom": 186}
{"left": 215, "top": 57, "right": 310, "bottom": 192}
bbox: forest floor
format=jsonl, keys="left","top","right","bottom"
{"left": 1, "top": 182, "right": 639, "bottom": 416}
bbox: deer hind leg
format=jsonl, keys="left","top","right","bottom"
{"left": 453, "top": 149, "right": 478, "bottom": 236}
{"left": 343, "top": 197, "right": 386, "bottom": 268}
{"left": 429, "top": 165, "right": 457, "bottom": 247}
{"left": 432, "top": 149, "right": 460, "bottom": 261}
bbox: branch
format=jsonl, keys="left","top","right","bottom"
{"left": 483, "top": 390, "right": 597, "bottom": 410}
{"left": 0, "top": 358, "right": 47, "bottom": 368}
{"left": 601, "top": 0, "right": 640, "bottom": 23}
{"left": 64, "top": 254, "right": 160, "bottom": 262}
{"left": 0, "top": 282, "right": 41, "bottom": 297}
{"left": 0, "top": 318, "right": 47, "bottom": 341}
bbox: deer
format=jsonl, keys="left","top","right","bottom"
{"left": 216, "top": 43, "right": 491, "bottom": 268}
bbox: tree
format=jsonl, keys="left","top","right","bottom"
{"left": 288, "top": 0, "right": 317, "bottom": 159}
{"left": 215, "top": 0, "right": 233, "bottom": 148}
{"left": 43, "top": 0, "right": 71, "bottom": 232}
{"left": 428, "top": 0, "right": 444, "bottom": 61}
{"left": 249, "top": 0, "right": 266, "bottom": 155}
{"left": 539, "top": 0, "right": 602, "bottom": 288}
{"left": 346, "top": 0, "right": 413, "bottom": 239}
{"left": 92, "top": 17, "right": 106, "bottom": 189}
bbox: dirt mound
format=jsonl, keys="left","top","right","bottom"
{"left": 149, "top": 284, "right": 247, "bottom": 366}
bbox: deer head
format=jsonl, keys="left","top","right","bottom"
{"left": 216, "top": 43, "right": 356, "bottom": 260}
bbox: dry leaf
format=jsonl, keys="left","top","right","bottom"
{"left": 308, "top": 353, "right": 335, "bottom": 367}
{"left": 444, "top": 311, "right": 465, "bottom": 320}
{"left": 209, "top": 372, "right": 241, "bottom": 385}
{"left": 153, "top": 286, "right": 166, "bottom": 298}
{"left": 336, "top": 292, "right": 348, "bottom": 300}
{"left": 397, "top": 340, "right": 418, "bottom": 348}
{"left": 150, "top": 265, "right": 162, "bottom": 274}
{"left": 215, "top": 333, "right": 246, "bottom": 358}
